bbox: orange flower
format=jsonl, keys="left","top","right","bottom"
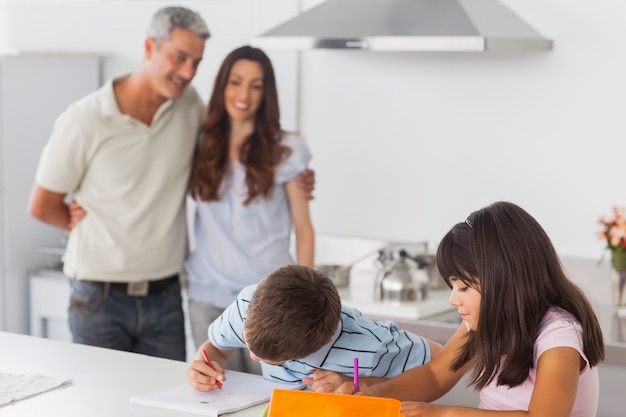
{"left": 598, "top": 206, "right": 626, "bottom": 270}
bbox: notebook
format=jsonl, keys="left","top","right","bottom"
{"left": 267, "top": 389, "right": 401, "bottom": 417}
{"left": 130, "top": 371, "right": 304, "bottom": 416}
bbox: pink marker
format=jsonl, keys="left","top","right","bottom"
{"left": 353, "top": 357, "right": 359, "bottom": 392}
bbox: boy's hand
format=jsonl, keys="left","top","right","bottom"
{"left": 186, "top": 358, "right": 226, "bottom": 392}
{"left": 302, "top": 369, "right": 350, "bottom": 392}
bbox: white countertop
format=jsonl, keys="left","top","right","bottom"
{"left": 338, "top": 287, "right": 455, "bottom": 321}
{"left": 0, "top": 332, "right": 265, "bottom": 417}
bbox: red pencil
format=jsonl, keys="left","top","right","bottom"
{"left": 201, "top": 350, "right": 223, "bottom": 390}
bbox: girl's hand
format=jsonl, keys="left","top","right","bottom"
{"left": 333, "top": 379, "right": 373, "bottom": 395}
{"left": 302, "top": 369, "right": 350, "bottom": 392}
{"left": 334, "top": 381, "right": 356, "bottom": 395}
{"left": 400, "top": 401, "right": 442, "bottom": 417}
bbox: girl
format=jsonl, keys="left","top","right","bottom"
{"left": 185, "top": 46, "right": 314, "bottom": 372}
{"left": 342, "top": 201, "right": 604, "bottom": 417}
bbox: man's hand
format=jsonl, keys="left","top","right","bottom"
{"left": 296, "top": 168, "right": 315, "bottom": 200}
{"left": 302, "top": 369, "right": 350, "bottom": 392}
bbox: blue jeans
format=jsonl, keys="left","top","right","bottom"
{"left": 68, "top": 277, "right": 186, "bottom": 361}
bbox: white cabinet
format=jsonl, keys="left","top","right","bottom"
{"left": 0, "top": 52, "right": 102, "bottom": 334}
{"left": 29, "top": 270, "right": 71, "bottom": 341}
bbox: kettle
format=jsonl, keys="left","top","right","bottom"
{"left": 374, "top": 249, "right": 428, "bottom": 302}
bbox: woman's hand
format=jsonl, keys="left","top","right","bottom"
{"left": 68, "top": 199, "right": 87, "bottom": 230}
{"left": 302, "top": 369, "right": 350, "bottom": 392}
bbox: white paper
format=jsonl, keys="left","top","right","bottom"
{"left": 0, "top": 373, "right": 72, "bottom": 406}
{"left": 130, "top": 370, "right": 304, "bottom": 416}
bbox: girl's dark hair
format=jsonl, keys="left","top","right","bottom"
{"left": 188, "top": 45, "right": 290, "bottom": 204}
{"left": 436, "top": 201, "right": 604, "bottom": 389}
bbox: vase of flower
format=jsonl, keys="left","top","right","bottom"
{"left": 610, "top": 249, "right": 626, "bottom": 311}
{"left": 598, "top": 207, "right": 626, "bottom": 315}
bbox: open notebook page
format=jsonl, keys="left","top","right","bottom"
{"left": 130, "top": 370, "right": 304, "bottom": 416}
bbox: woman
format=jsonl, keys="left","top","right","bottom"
{"left": 337, "top": 201, "right": 604, "bottom": 417}
{"left": 185, "top": 46, "right": 314, "bottom": 372}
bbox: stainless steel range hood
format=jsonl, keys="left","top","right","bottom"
{"left": 250, "top": 0, "right": 552, "bottom": 52}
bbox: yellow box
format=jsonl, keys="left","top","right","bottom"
{"left": 268, "top": 389, "right": 401, "bottom": 417}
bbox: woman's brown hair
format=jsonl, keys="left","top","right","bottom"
{"left": 188, "top": 46, "right": 290, "bottom": 204}
{"left": 436, "top": 201, "right": 604, "bottom": 389}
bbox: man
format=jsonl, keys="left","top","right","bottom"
{"left": 31, "top": 6, "right": 314, "bottom": 361}
{"left": 28, "top": 6, "right": 210, "bottom": 361}
{"left": 31, "top": 4, "right": 317, "bottom": 361}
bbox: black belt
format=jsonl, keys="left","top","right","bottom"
{"left": 83, "top": 274, "right": 179, "bottom": 296}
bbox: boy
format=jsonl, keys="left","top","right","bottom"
{"left": 187, "top": 264, "right": 441, "bottom": 392}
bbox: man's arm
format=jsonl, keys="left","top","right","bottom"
{"left": 28, "top": 185, "right": 71, "bottom": 232}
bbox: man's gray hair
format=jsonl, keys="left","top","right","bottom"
{"left": 147, "top": 6, "right": 210, "bottom": 43}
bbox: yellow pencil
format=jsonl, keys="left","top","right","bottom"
{"left": 261, "top": 403, "right": 269, "bottom": 417}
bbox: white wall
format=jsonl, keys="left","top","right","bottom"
{"left": 300, "top": 0, "right": 626, "bottom": 259}
{"left": 0, "top": 1, "right": 622, "bottom": 288}
{"left": 0, "top": 0, "right": 301, "bottom": 129}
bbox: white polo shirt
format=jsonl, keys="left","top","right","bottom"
{"left": 35, "top": 76, "right": 205, "bottom": 281}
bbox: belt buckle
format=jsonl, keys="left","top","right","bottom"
{"left": 127, "top": 281, "right": 149, "bottom": 296}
